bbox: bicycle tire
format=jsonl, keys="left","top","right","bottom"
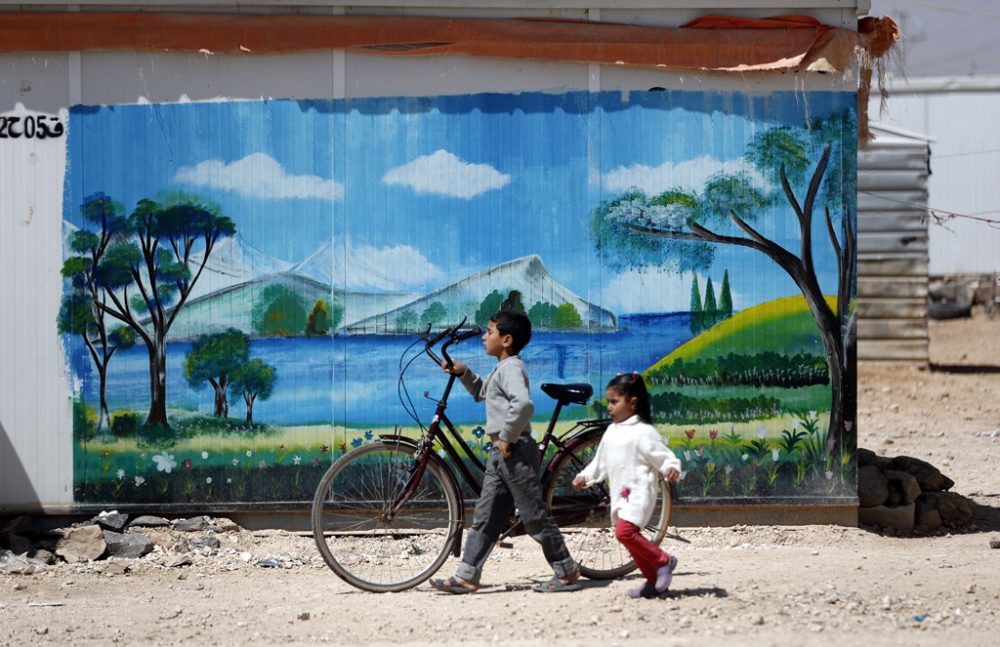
{"left": 545, "top": 429, "right": 672, "bottom": 579}
{"left": 311, "top": 441, "right": 462, "bottom": 593}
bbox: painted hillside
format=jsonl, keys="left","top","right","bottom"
{"left": 344, "top": 254, "right": 617, "bottom": 334}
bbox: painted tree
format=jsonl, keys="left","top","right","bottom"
{"left": 184, "top": 329, "right": 250, "bottom": 418}
{"left": 501, "top": 290, "right": 526, "bottom": 314}
{"left": 89, "top": 195, "right": 236, "bottom": 427}
{"left": 395, "top": 310, "right": 418, "bottom": 332}
{"left": 231, "top": 358, "right": 276, "bottom": 424}
{"left": 421, "top": 301, "right": 448, "bottom": 328}
{"left": 475, "top": 290, "right": 506, "bottom": 326}
{"left": 528, "top": 301, "right": 558, "bottom": 328}
{"left": 252, "top": 284, "right": 308, "bottom": 337}
{"left": 703, "top": 277, "right": 718, "bottom": 328}
{"left": 553, "top": 302, "right": 583, "bottom": 329}
{"left": 592, "top": 110, "right": 856, "bottom": 455}
{"left": 306, "top": 299, "right": 332, "bottom": 337}
{"left": 689, "top": 275, "right": 703, "bottom": 334}
{"left": 58, "top": 290, "right": 134, "bottom": 433}
{"left": 59, "top": 195, "right": 132, "bottom": 431}
{"left": 719, "top": 269, "right": 734, "bottom": 319}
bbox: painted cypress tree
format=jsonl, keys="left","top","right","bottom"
{"left": 703, "top": 277, "right": 718, "bottom": 328}
{"left": 689, "top": 274, "right": 703, "bottom": 334}
{"left": 719, "top": 269, "right": 734, "bottom": 319}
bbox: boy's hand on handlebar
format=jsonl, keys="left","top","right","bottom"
{"left": 571, "top": 474, "right": 588, "bottom": 491}
{"left": 662, "top": 467, "right": 680, "bottom": 483}
{"left": 496, "top": 439, "right": 513, "bottom": 459}
{"left": 441, "top": 359, "right": 467, "bottom": 376}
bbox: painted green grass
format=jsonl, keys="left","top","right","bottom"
{"left": 650, "top": 383, "right": 831, "bottom": 412}
{"left": 648, "top": 294, "right": 839, "bottom": 371}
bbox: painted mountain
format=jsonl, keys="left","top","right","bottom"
{"left": 345, "top": 255, "right": 617, "bottom": 334}
{"left": 185, "top": 234, "right": 293, "bottom": 300}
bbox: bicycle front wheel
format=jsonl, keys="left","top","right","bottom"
{"left": 545, "top": 431, "right": 672, "bottom": 579}
{"left": 311, "top": 441, "right": 461, "bottom": 592}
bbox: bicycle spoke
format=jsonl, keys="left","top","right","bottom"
{"left": 312, "top": 442, "right": 460, "bottom": 592}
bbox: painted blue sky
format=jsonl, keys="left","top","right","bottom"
{"left": 65, "top": 90, "right": 856, "bottom": 314}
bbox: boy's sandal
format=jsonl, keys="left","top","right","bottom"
{"left": 429, "top": 576, "right": 477, "bottom": 594}
{"left": 532, "top": 577, "right": 583, "bottom": 593}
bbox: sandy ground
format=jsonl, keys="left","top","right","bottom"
{"left": 2, "top": 312, "right": 1000, "bottom": 646}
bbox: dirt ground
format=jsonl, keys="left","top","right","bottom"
{"left": 3, "top": 313, "right": 1000, "bottom": 646}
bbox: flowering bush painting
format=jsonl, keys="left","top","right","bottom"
{"left": 62, "top": 90, "right": 857, "bottom": 504}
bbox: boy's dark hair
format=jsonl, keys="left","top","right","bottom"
{"left": 491, "top": 310, "right": 532, "bottom": 355}
{"left": 606, "top": 372, "right": 652, "bottom": 424}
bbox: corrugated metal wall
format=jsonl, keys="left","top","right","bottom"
{"left": 1, "top": 2, "right": 861, "bottom": 512}
{"left": 856, "top": 125, "right": 931, "bottom": 363}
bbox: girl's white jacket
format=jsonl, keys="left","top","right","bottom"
{"left": 576, "top": 415, "right": 681, "bottom": 528}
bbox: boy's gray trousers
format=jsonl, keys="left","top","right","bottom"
{"left": 454, "top": 435, "right": 578, "bottom": 584}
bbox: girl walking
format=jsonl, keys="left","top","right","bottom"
{"left": 572, "top": 372, "right": 681, "bottom": 599}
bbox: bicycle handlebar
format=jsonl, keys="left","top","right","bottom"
{"left": 421, "top": 317, "right": 481, "bottom": 368}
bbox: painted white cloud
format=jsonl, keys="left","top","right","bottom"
{"left": 598, "top": 267, "right": 746, "bottom": 315}
{"left": 383, "top": 149, "right": 510, "bottom": 199}
{"left": 601, "top": 155, "right": 768, "bottom": 196}
{"left": 175, "top": 152, "right": 343, "bottom": 201}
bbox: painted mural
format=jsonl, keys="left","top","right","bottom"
{"left": 61, "top": 90, "right": 857, "bottom": 504}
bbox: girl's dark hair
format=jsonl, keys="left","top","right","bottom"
{"left": 606, "top": 372, "right": 652, "bottom": 423}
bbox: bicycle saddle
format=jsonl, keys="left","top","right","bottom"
{"left": 541, "top": 383, "right": 593, "bottom": 405}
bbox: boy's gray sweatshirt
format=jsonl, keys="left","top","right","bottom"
{"left": 459, "top": 355, "right": 534, "bottom": 443}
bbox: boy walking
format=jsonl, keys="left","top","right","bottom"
{"left": 429, "top": 310, "right": 581, "bottom": 594}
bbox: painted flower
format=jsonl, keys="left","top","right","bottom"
{"left": 619, "top": 486, "right": 631, "bottom": 500}
{"left": 825, "top": 470, "right": 834, "bottom": 480}
{"left": 351, "top": 438, "right": 363, "bottom": 448}
{"left": 205, "top": 477, "right": 213, "bottom": 485}
{"left": 695, "top": 446, "right": 705, "bottom": 458}
{"left": 181, "top": 458, "right": 193, "bottom": 472}
{"left": 293, "top": 455, "right": 302, "bottom": 466}
{"left": 484, "top": 442, "right": 494, "bottom": 454}
{"left": 683, "top": 450, "right": 692, "bottom": 462}
{"left": 152, "top": 452, "right": 177, "bottom": 473}
{"left": 134, "top": 476, "right": 146, "bottom": 487}
{"left": 116, "top": 469, "right": 125, "bottom": 480}
{"left": 741, "top": 453, "right": 749, "bottom": 462}
{"left": 232, "top": 458, "right": 239, "bottom": 467}
{"left": 139, "top": 452, "right": 147, "bottom": 460}
{"left": 226, "top": 478, "right": 232, "bottom": 484}
{"left": 771, "top": 448, "right": 780, "bottom": 462}
{"left": 844, "top": 420, "right": 854, "bottom": 432}
{"left": 246, "top": 450, "right": 253, "bottom": 457}
{"left": 791, "top": 419, "right": 799, "bottom": 430}
{"left": 258, "top": 460, "right": 266, "bottom": 471}
{"left": 724, "top": 465, "right": 734, "bottom": 475}
{"left": 364, "top": 430, "right": 373, "bottom": 441}
{"left": 684, "top": 429, "right": 696, "bottom": 439}
{"left": 319, "top": 445, "right": 330, "bottom": 454}
{"left": 709, "top": 430, "right": 718, "bottom": 440}
{"left": 278, "top": 443, "right": 286, "bottom": 450}
{"left": 729, "top": 423, "right": 735, "bottom": 433}
{"left": 678, "top": 471, "right": 687, "bottom": 481}
{"left": 101, "top": 449, "right": 112, "bottom": 458}
{"left": 201, "top": 451, "right": 209, "bottom": 460}
{"left": 472, "top": 426, "right": 485, "bottom": 439}
{"left": 312, "top": 456, "right": 322, "bottom": 466}
{"left": 756, "top": 425, "right": 767, "bottom": 439}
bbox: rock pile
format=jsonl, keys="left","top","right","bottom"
{"left": 857, "top": 448, "right": 975, "bottom": 532}
{"left": 0, "top": 512, "right": 241, "bottom": 575}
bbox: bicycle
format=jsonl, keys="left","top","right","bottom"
{"left": 311, "top": 319, "right": 673, "bottom": 592}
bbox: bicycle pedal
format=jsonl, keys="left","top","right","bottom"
{"left": 497, "top": 541, "right": 514, "bottom": 549}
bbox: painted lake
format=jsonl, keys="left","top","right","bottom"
{"left": 72, "top": 313, "right": 694, "bottom": 426}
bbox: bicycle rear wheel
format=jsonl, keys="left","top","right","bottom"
{"left": 311, "top": 441, "right": 461, "bottom": 592}
{"left": 545, "top": 430, "right": 672, "bottom": 579}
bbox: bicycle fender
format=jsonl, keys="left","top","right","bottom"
{"left": 541, "top": 425, "right": 606, "bottom": 485}
{"left": 378, "top": 434, "right": 467, "bottom": 556}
